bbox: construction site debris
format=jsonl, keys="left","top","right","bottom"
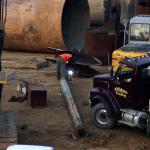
{"left": 37, "top": 61, "right": 49, "bottom": 69}
{"left": 8, "top": 96, "right": 25, "bottom": 103}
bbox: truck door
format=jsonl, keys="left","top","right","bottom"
{"left": 111, "top": 65, "right": 135, "bottom": 108}
{"left": 136, "top": 64, "right": 150, "bottom": 108}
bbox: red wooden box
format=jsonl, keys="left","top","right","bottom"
{"left": 27, "top": 85, "right": 47, "bottom": 107}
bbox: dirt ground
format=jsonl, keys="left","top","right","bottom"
{"left": 1, "top": 51, "right": 150, "bottom": 150}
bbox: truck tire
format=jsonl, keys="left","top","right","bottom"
{"left": 91, "top": 103, "right": 116, "bottom": 128}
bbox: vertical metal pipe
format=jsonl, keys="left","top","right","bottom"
{"left": 88, "top": 0, "right": 110, "bottom": 26}
{"left": 120, "top": 0, "right": 137, "bottom": 26}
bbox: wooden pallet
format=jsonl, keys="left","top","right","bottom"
{"left": 0, "top": 111, "right": 17, "bottom": 149}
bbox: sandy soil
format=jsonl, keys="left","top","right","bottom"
{"left": 1, "top": 51, "right": 150, "bottom": 150}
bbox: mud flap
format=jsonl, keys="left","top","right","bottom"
{"left": 91, "top": 95, "right": 118, "bottom": 120}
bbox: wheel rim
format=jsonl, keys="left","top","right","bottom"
{"left": 96, "top": 108, "right": 109, "bottom": 125}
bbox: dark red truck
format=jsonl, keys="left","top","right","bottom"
{"left": 90, "top": 57, "right": 150, "bottom": 135}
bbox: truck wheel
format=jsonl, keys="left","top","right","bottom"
{"left": 91, "top": 103, "right": 116, "bottom": 128}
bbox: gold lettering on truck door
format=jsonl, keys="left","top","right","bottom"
{"left": 115, "top": 87, "right": 128, "bottom": 99}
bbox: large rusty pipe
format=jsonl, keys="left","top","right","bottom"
{"left": 5, "top": 0, "right": 90, "bottom": 51}
{"left": 5, "top": 0, "right": 65, "bottom": 51}
{"left": 4, "top": 0, "right": 110, "bottom": 52}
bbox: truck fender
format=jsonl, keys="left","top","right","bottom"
{"left": 91, "top": 95, "right": 119, "bottom": 119}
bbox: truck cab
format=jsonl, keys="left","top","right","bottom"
{"left": 112, "top": 15, "right": 150, "bottom": 71}
{"left": 90, "top": 57, "right": 150, "bottom": 132}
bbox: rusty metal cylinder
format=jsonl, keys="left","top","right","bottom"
{"left": 88, "top": 0, "right": 110, "bottom": 26}
{"left": 5, "top": 0, "right": 90, "bottom": 51}
{"left": 120, "top": 0, "right": 137, "bottom": 25}
{"left": 4, "top": 0, "right": 110, "bottom": 52}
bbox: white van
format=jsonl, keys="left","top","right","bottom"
{"left": 7, "top": 145, "right": 54, "bottom": 150}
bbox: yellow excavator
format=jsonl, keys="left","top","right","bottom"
{"left": 112, "top": 15, "right": 150, "bottom": 71}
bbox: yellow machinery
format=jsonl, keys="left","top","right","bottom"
{"left": 112, "top": 15, "right": 150, "bottom": 71}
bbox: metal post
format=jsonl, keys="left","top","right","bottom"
{"left": 60, "top": 79, "right": 88, "bottom": 138}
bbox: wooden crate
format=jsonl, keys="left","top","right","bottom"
{"left": 27, "top": 85, "right": 47, "bottom": 107}
{"left": 0, "top": 111, "right": 17, "bottom": 149}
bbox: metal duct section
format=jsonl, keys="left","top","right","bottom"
{"left": 88, "top": 0, "right": 110, "bottom": 26}
{"left": 120, "top": 0, "right": 137, "bottom": 26}
{"left": 4, "top": 0, "right": 110, "bottom": 52}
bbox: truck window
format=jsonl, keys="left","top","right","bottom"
{"left": 116, "top": 66, "right": 134, "bottom": 83}
{"left": 140, "top": 66, "right": 150, "bottom": 80}
{"left": 130, "top": 24, "right": 150, "bottom": 41}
